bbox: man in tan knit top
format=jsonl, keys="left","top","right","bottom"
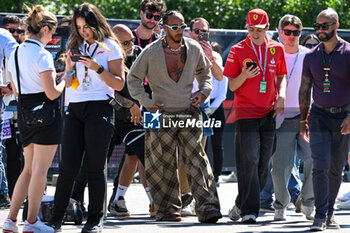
{"left": 127, "top": 10, "right": 221, "bottom": 223}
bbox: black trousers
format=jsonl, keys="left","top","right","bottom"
{"left": 234, "top": 111, "right": 276, "bottom": 217}
{"left": 52, "top": 101, "right": 114, "bottom": 223}
{"left": 5, "top": 119, "right": 24, "bottom": 198}
{"left": 309, "top": 105, "right": 349, "bottom": 219}
{"left": 70, "top": 118, "right": 145, "bottom": 202}
{"left": 205, "top": 103, "right": 226, "bottom": 180}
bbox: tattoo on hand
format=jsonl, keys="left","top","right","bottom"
{"left": 299, "top": 75, "right": 313, "bottom": 120}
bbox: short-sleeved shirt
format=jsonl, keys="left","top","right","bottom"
{"left": 302, "top": 38, "right": 350, "bottom": 107}
{"left": 9, "top": 38, "right": 55, "bottom": 94}
{"left": 69, "top": 38, "right": 123, "bottom": 103}
{"left": 223, "top": 35, "right": 287, "bottom": 122}
{"left": 0, "top": 28, "right": 18, "bottom": 78}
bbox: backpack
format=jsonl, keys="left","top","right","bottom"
{"left": 22, "top": 195, "right": 83, "bottom": 225}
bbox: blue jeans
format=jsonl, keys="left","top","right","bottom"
{"left": 234, "top": 111, "right": 275, "bottom": 217}
{"left": 309, "top": 104, "right": 349, "bottom": 219}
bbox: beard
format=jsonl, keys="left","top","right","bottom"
{"left": 141, "top": 20, "right": 156, "bottom": 30}
{"left": 167, "top": 32, "right": 183, "bottom": 44}
{"left": 317, "top": 29, "right": 335, "bottom": 42}
{"left": 125, "top": 46, "right": 134, "bottom": 57}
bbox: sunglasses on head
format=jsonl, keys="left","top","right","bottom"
{"left": 305, "top": 43, "right": 318, "bottom": 49}
{"left": 74, "top": 7, "right": 97, "bottom": 28}
{"left": 164, "top": 24, "right": 187, "bottom": 31}
{"left": 122, "top": 38, "right": 134, "bottom": 46}
{"left": 6, "top": 28, "right": 25, "bottom": 35}
{"left": 193, "top": 28, "right": 208, "bottom": 35}
{"left": 283, "top": 29, "right": 301, "bottom": 36}
{"left": 313, "top": 22, "right": 336, "bottom": 31}
{"left": 145, "top": 12, "right": 161, "bottom": 21}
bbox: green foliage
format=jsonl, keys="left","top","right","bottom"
{"left": 1, "top": 0, "right": 349, "bottom": 29}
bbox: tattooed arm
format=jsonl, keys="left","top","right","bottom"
{"left": 114, "top": 92, "right": 134, "bottom": 109}
{"left": 114, "top": 92, "right": 142, "bottom": 125}
{"left": 299, "top": 74, "right": 313, "bottom": 138}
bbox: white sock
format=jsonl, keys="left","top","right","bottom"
{"left": 114, "top": 185, "right": 128, "bottom": 201}
{"left": 144, "top": 187, "right": 153, "bottom": 204}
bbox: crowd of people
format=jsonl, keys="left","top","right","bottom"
{"left": 0, "top": 0, "right": 349, "bottom": 232}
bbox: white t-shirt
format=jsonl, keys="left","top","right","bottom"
{"left": 283, "top": 46, "right": 309, "bottom": 118}
{"left": 69, "top": 38, "right": 123, "bottom": 103}
{"left": 8, "top": 38, "right": 55, "bottom": 94}
{"left": 192, "top": 50, "right": 221, "bottom": 102}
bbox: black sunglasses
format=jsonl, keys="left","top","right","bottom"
{"left": 192, "top": 28, "right": 209, "bottom": 35}
{"left": 313, "top": 22, "right": 336, "bottom": 31}
{"left": 283, "top": 29, "right": 301, "bottom": 36}
{"left": 6, "top": 28, "right": 25, "bottom": 35}
{"left": 74, "top": 7, "right": 97, "bottom": 28}
{"left": 145, "top": 12, "right": 161, "bottom": 21}
{"left": 164, "top": 24, "right": 187, "bottom": 31}
{"left": 122, "top": 38, "right": 134, "bottom": 46}
{"left": 305, "top": 43, "right": 318, "bottom": 49}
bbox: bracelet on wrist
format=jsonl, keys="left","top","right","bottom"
{"left": 128, "top": 102, "right": 135, "bottom": 109}
{"left": 300, "top": 120, "right": 309, "bottom": 124}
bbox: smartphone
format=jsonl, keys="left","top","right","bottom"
{"left": 70, "top": 48, "right": 90, "bottom": 62}
{"left": 198, "top": 32, "right": 209, "bottom": 41}
{"left": 246, "top": 61, "right": 257, "bottom": 69}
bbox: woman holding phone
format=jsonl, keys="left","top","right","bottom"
{"left": 48, "top": 3, "right": 124, "bottom": 233}
{"left": 2, "top": 5, "right": 66, "bottom": 233}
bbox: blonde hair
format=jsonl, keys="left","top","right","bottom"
{"left": 25, "top": 5, "right": 57, "bottom": 36}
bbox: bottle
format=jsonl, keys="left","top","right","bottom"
{"left": 71, "top": 78, "right": 80, "bottom": 90}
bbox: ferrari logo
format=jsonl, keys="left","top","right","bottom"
{"left": 253, "top": 14, "right": 258, "bottom": 20}
{"left": 270, "top": 48, "right": 276, "bottom": 55}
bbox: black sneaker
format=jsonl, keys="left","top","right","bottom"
{"left": 310, "top": 218, "right": 326, "bottom": 231}
{"left": 109, "top": 196, "right": 130, "bottom": 216}
{"left": 326, "top": 215, "right": 340, "bottom": 229}
{"left": 0, "top": 195, "right": 11, "bottom": 209}
{"left": 260, "top": 204, "right": 274, "bottom": 213}
{"left": 47, "top": 218, "right": 63, "bottom": 232}
{"left": 181, "top": 193, "right": 193, "bottom": 207}
{"left": 81, "top": 223, "right": 102, "bottom": 233}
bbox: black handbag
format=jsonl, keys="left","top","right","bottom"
{"left": 14, "top": 42, "right": 56, "bottom": 129}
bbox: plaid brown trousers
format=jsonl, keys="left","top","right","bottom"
{"left": 145, "top": 107, "right": 220, "bottom": 221}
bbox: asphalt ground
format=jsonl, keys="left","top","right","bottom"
{"left": 1, "top": 179, "right": 350, "bottom": 233}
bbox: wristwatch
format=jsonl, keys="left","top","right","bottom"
{"left": 96, "top": 65, "right": 104, "bottom": 74}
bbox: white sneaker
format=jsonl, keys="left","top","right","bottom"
{"left": 2, "top": 218, "right": 18, "bottom": 233}
{"left": 222, "top": 172, "right": 237, "bottom": 182}
{"left": 301, "top": 204, "right": 314, "bottom": 220}
{"left": 228, "top": 205, "right": 241, "bottom": 221}
{"left": 23, "top": 218, "right": 54, "bottom": 233}
{"left": 181, "top": 199, "right": 196, "bottom": 216}
{"left": 241, "top": 214, "right": 256, "bottom": 223}
{"left": 337, "top": 198, "right": 350, "bottom": 209}
{"left": 109, "top": 196, "right": 131, "bottom": 216}
{"left": 337, "top": 190, "right": 350, "bottom": 202}
{"left": 274, "top": 208, "right": 286, "bottom": 221}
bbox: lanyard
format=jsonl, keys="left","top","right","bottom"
{"left": 24, "top": 39, "right": 40, "bottom": 47}
{"left": 322, "top": 50, "right": 336, "bottom": 81}
{"left": 287, "top": 48, "right": 300, "bottom": 81}
{"left": 250, "top": 39, "right": 268, "bottom": 81}
{"left": 135, "top": 28, "right": 153, "bottom": 47}
{"left": 84, "top": 43, "right": 99, "bottom": 78}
